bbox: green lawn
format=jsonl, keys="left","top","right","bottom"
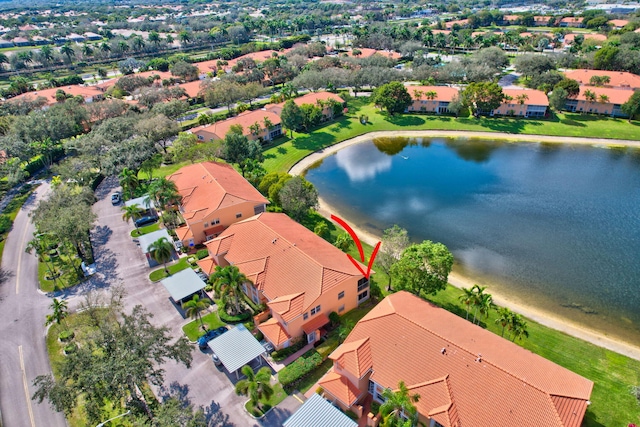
{"left": 148, "top": 257, "right": 191, "bottom": 282}
{"left": 262, "top": 99, "right": 640, "bottom": 174}
{"left": 38, "top": 252, "right": 83, "bottom": 293}
{"left": 182, "top": 311, "right": 226, "bottom": 341}
{"left": 130, "top": 222, "right": 161, "bottom": 237}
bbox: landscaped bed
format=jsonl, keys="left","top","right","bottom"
{"left": 182, "top": 311, "right": 226, "bottom": 341}
{"left": 148, "top": 257, "right": 191, "bottom": 282}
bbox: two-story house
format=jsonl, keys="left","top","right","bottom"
{"left": 406, "top": 85, "right": 460, "bottom": 115}
{"left": 189, "top": 109, "right": 283, "bottom": 144}
{"left": 168, "top": 162, "right": 269, "bottom": 248}
{"left": 265, "top": 91, "right": 346, "bottom": 122}
{"left": 492, "top": 88, "right": 548, "bottom": 117}
{"left": 319, "top": 291, "right": 593, "bottom": 427}
{"left": 199, "top": 212, "right": 370, "bottom": 350}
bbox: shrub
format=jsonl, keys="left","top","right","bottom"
{"left": 370, "top": 401, "right": 381, "bottom": 416}
{"left": 196, "top": 249, "right": 209, "bottom": 260}
{"left": 217, "top": 299, "right": 252, "bottom": 323}
{"left": 278, "top": 350, "right": 323, "bottom": 387}
{"left": 63, "top": 343, "right": 77, "bottom": 354}
{"left": 254, "top": 330, "right": 264, "bottom": 341}
{"left": 344, "top": 410, "right": 358, "bottom": 420}
{"left": 328, "top": 311, "right": 339, "bottom": 327}
{"left": 204, "top": 284, "right": 213, "bottom": 292}
{"left": 58, "top": 330, "right": 74, "bottom": 342}
{"left": 0, "top": 214, "right": 13, "bottom": 234}
{"left": 272, "top": 338, "right": 306, "bottom": 361}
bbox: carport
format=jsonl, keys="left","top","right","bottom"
{"left": 208, "top": 324, "right": 266, "bottom": 379}
{"left": 125, "top": 196, "right": 156, "bottom": 215}
{"left": 138, "top": 229, "right": 176, "bottom": 267}
{"left": 283, "top": 393, "right": 357, "bottom": 427}
{"left": 160, "top": 268, "right": 206, "bottom": 304}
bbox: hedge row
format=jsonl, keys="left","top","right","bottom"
{"left": 217, "top": 299, "right": 252, "bottom": 324}
{"left": 272, "top": 338, "right": 307, "bottom": 362}
{"left": 278, "top": 350, "right": 323, "bottom": 387}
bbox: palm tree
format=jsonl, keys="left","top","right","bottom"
{"left": 338, "top": 319, "right": 355, "bottom": 343}
{"left": 584, "top": 90, "right": 596, "bottom": 102}
{"left": 148, "top": 31, "right": 161, "bottom": 46}
{"left": 211, "top": 265, "right": 248, "bottom": 315}
{"left": 182, "top": 294, "right": 212, "bottom": 329}
{"left": 39, "top": 45, "right": 54, "bottom": 65}
{"left": 598, "top": 94, "right": 609, "bottom": 103}
{"left": 509, "top": 314, "right": 529, "bottom": 342}
{"left": 119, "top": 167, "right": 139, "bottom": 199}
{"left": 494, "top": 307, "right": 512, "bottom": 337}
{"left": 425, "top": 90, "right": 438, "bottom": 100}
{"left": 45, "top": 298, "right": 68, "bottom": 329}
{"left": 178, "top": 30, "right": 192, "bottom": 46}
{"left": 100, "top": 42, "right": 111, "bottom": 56}
{"left": 60, "top": 43, "right": 75, "bottom": 63}
{"left": 122, "top": 205, "right": 144, "bottom": 230}
{"left": 458, "top": 287, "right": 475, "bottom": 320}
{"left": 235, "top": 365, "right": 274, "bottom": 413}
{"left": 81, "top": 43, "right": 94, "bottom": 58}
{"left": 147, "top": 237, "right": 174, "bottom": 274}
{"left": 476, "top": 292, "right": 494, "bottom": 325}
{"left": 148, "top": 177, "right": 180, "bottom": 211}
{"left": 516, "top": 94, "right": 529, "bottom": 105}
{"left": 26, "top": 233, "right": 59, "bottom": 289}
{"left": 471, "top": 285, "right": 487, "bottom": 324}
{"left": 379, "top": 381, "right": 420, "bottom": 427}
{"left": 132, "top": 36, "right": 145, "bottom": 52}
{"left": 0, "top": 52, "right": 8, "bottom": 69}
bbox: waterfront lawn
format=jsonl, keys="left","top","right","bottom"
{"left": 148, "top": 257, "right": 191, "bottom": 282}
{"left": 425, "top": 285, "right": 640, "bottom": 427}
{"left": 182, "top": 311, "right": 226, "bottom": 341}
{"left": 262, "top": 99, "right": 640, "bottom": 174}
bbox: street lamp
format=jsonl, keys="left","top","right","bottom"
{"left": 95, "top": 410, "right": 131, "bottom": 427}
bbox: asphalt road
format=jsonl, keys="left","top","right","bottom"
{"left": 0, "top": 181, "right": 68, "bottom": 427}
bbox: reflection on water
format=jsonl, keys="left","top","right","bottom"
{"left": 306, "top": 137, "right": 640, "bottom": 343}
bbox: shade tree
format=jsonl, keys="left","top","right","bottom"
{"left": 390, "top": 240, "right": 454, "bottom": 297}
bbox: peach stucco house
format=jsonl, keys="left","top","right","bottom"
{"left": 7, "top": 85, "right": 104, "bottom": 108}
{"left": 189, "top": 109, "right": 283, "bottom": 143}
{"left": 406, "top": 85, "right": 460, "bottom": 114}
{"left": 563, "top": 69, "right": 640, "bottom": 90}
{"left": 319, "top": 291, "right": 593, "bottom": 427}
{"left": 199, "top": 212, "right": 369, "bottom": 350}
{"left": 265, "top": 91, "right": 345, "bottom": 121}
{"left": 564, "top": 86, "right": 634, "bottom": 117}
{"left": 492, "top": 88, "right": 548, "bottom": 117}
{"left": 168, "top": 162, "right": 268, "bottom": 248}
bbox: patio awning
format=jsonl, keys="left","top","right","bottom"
{"left": 302, "top": 312, "right": 330, "bottom": 335}
{"left": 125, "top": 196, "right": 155, "bottom": 210}
{"left": 138, "top": 229, "right": 172, "bottom": 254}
{"left": 161, "top": 268, "right": 206, "bottom": 302}
{"left": 283, "top": 393, "right": 357, "bottom": 427}
{"left": 208, "top": 324, "right": 266, "bottom": 374}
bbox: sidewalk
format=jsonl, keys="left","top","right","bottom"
{"left": 267, "top": 342, "right": 314, "bottom": 372}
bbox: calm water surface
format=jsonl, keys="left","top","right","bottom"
{"left": 305, "top": 137, "right": 640, "bottom": 343}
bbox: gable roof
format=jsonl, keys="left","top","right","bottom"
{"left": 179, "top": 80, "right": 207, "bottom": 98}
{"left": 168, "top": 162, "right": 268, "bottom": 224}
{"left": 407, "top": 85, "right": 460, "bottom": 102}
{"left": 6, "top": 85, "right": 103, "bottom": 106}
{"left": 283, "top": 393, "right": 357, "bottom": 427}
{"left": 563, "top": 69, "right": 640, "bottom": 89}
{"left": 575, "top": 86, "right": 635, "bottom": 105}
{"left": 318, "top": 369, "right": 363, "bottom": 407}
{"left": 563, "top": 33, "right": 607, "bottom": 45}
{"left": 331, "top": 291, "right": 593, "bottom": 427}
{"left": 206, "top": 212, "right": 364, "bottom": 317}
{"left": 289, "top": 91, "right": 345, "bottom": 107}
{"left": 190, "top": 109, "right": 281, "bottom": 140}
{"left": 329, "top": 337, "right": 372, "bottom": 378}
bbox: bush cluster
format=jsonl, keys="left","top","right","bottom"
{"left": 278, "top": 349, "right": 323, "bottom": 387}
{"left": 271, "top": 338, "right": 307, "bottom": 361}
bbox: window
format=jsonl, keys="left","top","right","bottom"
{"left": 358, "top": 290, "right": 369, "bottom": 302}
{"left": 357, "top": 277, "right": 369, "bottom": 292}
{"left": 303, "top": 312, "right": 308, "bottom": 321}
{"left": 310, "top": 305, "right": 321, "bottom": 315}
{"left": 204, "top": 222, "right": 209, "bottom": 228}
{"left": 235, "top": 213, "right": 242, "bottom": 219}
{"left": 338, "top": 304, "right": 345, "bottom": 313}
{"left": 338, "top": 291, "right": 345, "bottom": 300}
{"left": 212, "top": 218, "right": 220, "bottom": 225}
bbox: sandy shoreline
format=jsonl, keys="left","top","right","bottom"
{"left": 290, "top": 130, "right": 640, "bottom": 361}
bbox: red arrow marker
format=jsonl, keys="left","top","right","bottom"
{"left": 331, "top": 214, "right": 381, "bottom": 280}
{"left": 331, "top": 214, "right": 365, "bottom": 262}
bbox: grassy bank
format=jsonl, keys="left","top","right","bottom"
{"left": 262, "top": 99, "right": 640, "bottom": 174}
{"left": 182, "top": 311, "right": 225, "bottom": 341}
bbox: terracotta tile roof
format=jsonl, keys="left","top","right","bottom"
{"left": 197, "top": 256, "right": 217, "bottom": 276}
{"left": 168, "top": 162, "right": 268, "bottom": 224}
{"left": 329, "top": 337, "right": 372, "bottom": 378}
{"left": 560, "top": 17, "right": 584, "bottom": 24}
{"left": 407, "top": 377, "right": 459, "bottom": 427}
{"left": 175, "top": 225, "right": 193, "bottom": 241}
{"left": 575, "top": 86, "right": 635, "bottom": 105}
{"left": 407, "top": 85, "right": 460, "bottom": 103}
{"left": 318, "top": 369, "right": 362, "bottom": 407}
{"left": 206, "top": 212, "right": 364, "bottom": 315}
{"left": 330, "top": 291, "right": 593, "bottom": 427}
{"left": 291, "top": 91, "right": 344, "bottom": 107}
{"left": 267, "top": 293, "right": 305, "bottom": 321}
{"left": 608, "top": 19, "right": 629, "bottom": 28}
{"left": 563, "top": 33, "right": 607, "bottom": 45}
{"left": 179, "top": 80, "right": 207, "bottom": 98}
{"left": 534, "top": 16, "right": 551, "bottom": 23}
{"left": 502, "top": 88, "right": 549, "bottom": 106}
{"left": 343, "top": 48, "right": 401, "bottom": 60}
{"left": 563, "top": 69, "right": 640, "bottom": 89}
{"left": 191, "top": 109, "right": 281, "bottom": 140}
{"left": 258, "top": 317, "right": 292, "bottom": 346}
{"left": 195, "top": 59, "right": 222, "bottom": 74}
{"left": 7, "top": 85, "right": 104, "bottom": 106}
{"left": 302, "top": 312, "right": 330, "bottom": 334}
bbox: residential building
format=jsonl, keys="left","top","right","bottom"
{"left": 178, "top": 80, "right": 206, "bottom": 99}
{"left": 559, "top": 17, "right": 585, "bottom": 27}
{"left": 11, "top": 36, "right": 30, "bottom": 46}
{"left": 608, "top": 19, "right": 630, "bottom": 29}
{"left": 533, "top": 15, "right": 552, "bottom": 26}
{"left": 406, "top": 85, "right": 460, "bottom": 114}
{"left": 83, "top": 31, "right": 102, "bottom": 41}
{"left": 199, "top": 212, "right": 369, "bottom": 350}
{"left": 501, "top": 14, "right": 520, "bottom": 25}
{"left": 265, "top": 91, "right": 345, "bottom": 120}
{"left": 168, "top": 162, "right": 269, "bottom": 247}
{"left": 563, "top": 69, "right": 640, "bottom": 89}
{"left": 492, "top": 89, "right": 548, "bottom": 117}
{"left": 564, "top": 86, "right": 634, "bottom": 117}
{"left": 562, "top": 33, "right": 607, "bottom": 47}
{"left": 444, "top": 19, "right": 469, "bottom": 29}
{"left": 319, "top": 291, "right": 593, "bottom": 427}
{"left": 340, "top": 48, "right": 402, "bottom": 60}
{"left": 189, "top": 109, "right": 282, "bottom": 143}
{"left": 6, "top": 85, "right": 105, "bottom": 107}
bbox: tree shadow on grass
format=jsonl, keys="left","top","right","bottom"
{"left": 292, "top": 131, "right": 336, "bottom": 151}
{"left": 204, "top": 400, "right": 237, "bottom": 427}
{"left": 582, "top": 408, "right": 606, "bottom": 427}
{"left": 276, "top": 147, "right": 287, "bottom": 155}
{"left": 384, "top": 114, "right": 426, "bottom": 126}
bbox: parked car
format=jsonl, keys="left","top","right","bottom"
{"left": 212, "top": 352, "right": 222, "bottom": 366}
{"left": 197, "top": 329, "right": 220, "bottom": 350}
{"left": 216, "top": 326, "right": 228, "bottom": 335}
{"left": 111, "top": 192, "right": 121, "bottom": 205}
{"left": 135, "top": 215, "right": 158, "bottom": 227}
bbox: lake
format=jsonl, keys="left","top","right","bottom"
{"left": 304, "top": 137, "right": 640, "bottom": 343}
